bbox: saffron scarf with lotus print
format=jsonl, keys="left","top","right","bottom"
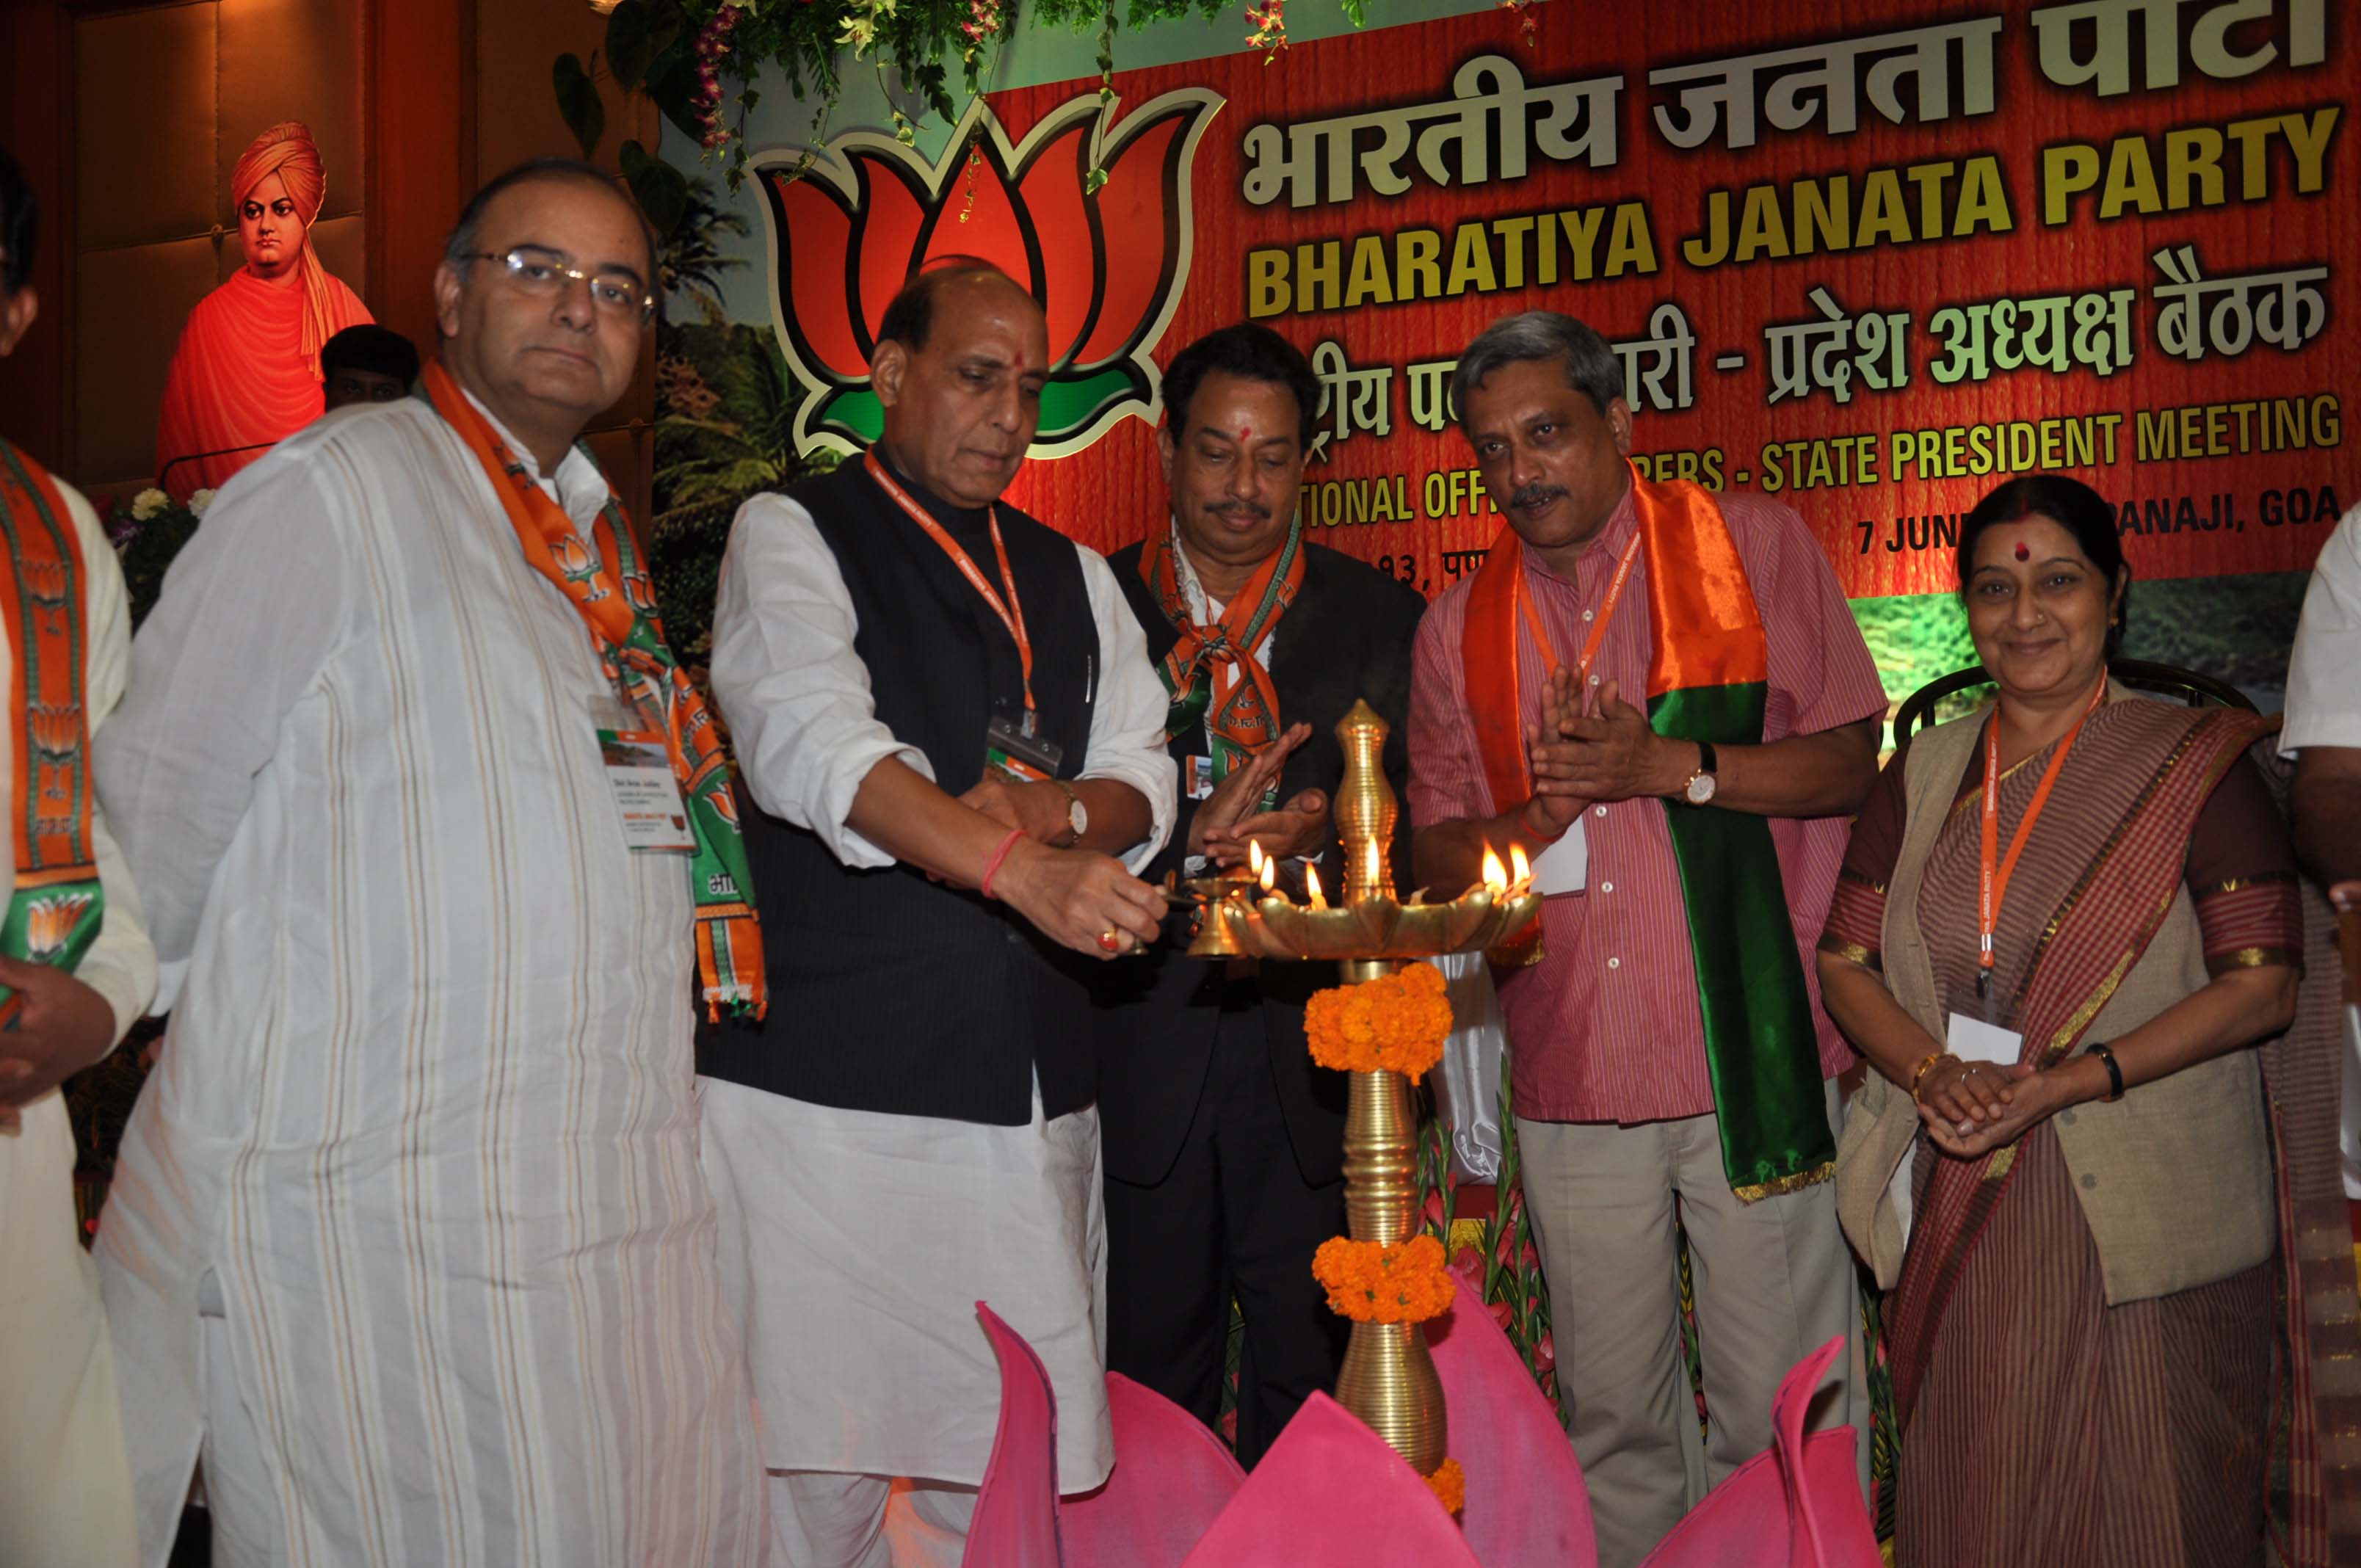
{"left": 421, "top": 364, "right": 764, "bottom": 1020}
{"left": 1139, "top": 516, "right": 1304, "bottom": 781}
{"left": 0, "top": 440, "right": 104, "bottom": 1023}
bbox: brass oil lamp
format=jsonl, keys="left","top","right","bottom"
{"left": 1176, "top": 699, "right": 1541, "bottom": 1474}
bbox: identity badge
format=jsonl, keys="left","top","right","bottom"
{"left": 1532, "top": 817, "right": 1588, "bottom": 896}
{"left": 985, "top": 709, "right": 1065, "bottom": 785}
{"left": 598, "top": 728, "right": 695, "bottom": 853}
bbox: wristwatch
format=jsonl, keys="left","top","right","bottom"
{"left": 1680, "top": 741, "right": 1719, "bottom": 806}
{"left": 1051, "top": 777, "right": 1089, "bottom": 846}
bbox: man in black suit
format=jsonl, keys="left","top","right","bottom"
{"left": 1101, "top": 323, "right": 1426, "bottom": 1467}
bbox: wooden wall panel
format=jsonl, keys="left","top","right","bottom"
{"left": 0, "top": 2, "right": 75, "bottom": 475}
{"left": 365, "top": 0, "right": 472, "bottom": 357}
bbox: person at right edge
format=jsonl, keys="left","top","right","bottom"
{"left": 1821, "top": 475, "right": 2314, "bottom": 1567}
{"left": 1406, "top": 310, "right": 1885, "bottom": 1568}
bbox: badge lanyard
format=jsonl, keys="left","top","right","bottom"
{"left": 1516, "top": 529, "right": 1644, "bottom": 751}
{"left": 866, "top": 451, "right": 1037, "bottom": 727}
{"left": 1977, "top": 678, "right": 2107, "bottom": 1003}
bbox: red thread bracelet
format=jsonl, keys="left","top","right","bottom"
{"left": 979, "top": 827, "right": 1026, "bottom": 899}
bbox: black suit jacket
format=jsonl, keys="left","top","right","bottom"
{"left": 1098, "top": 537, "right": 1428, "bottom": 1188}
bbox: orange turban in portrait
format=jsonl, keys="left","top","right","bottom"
{"left": 231, "top": 122, "right": 336, "bottom": 378}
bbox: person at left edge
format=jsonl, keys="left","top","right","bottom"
{"left": 93, "top": 159, "right": 766, "bottom": 1565}
{"left": 1096, "top": 322, "right": 1426, "bottom": 1467}
{"left": 0, "top": 139, "right": 157, "bottom": 1568}
{"left": 701, "top": 258, "right": 1175, "bottom": 1567}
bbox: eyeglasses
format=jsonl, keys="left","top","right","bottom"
{"left": 461, "top": 246, "right": 654, "bottom": 324}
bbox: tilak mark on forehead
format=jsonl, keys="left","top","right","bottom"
{"left": 2013, "top": 540, "right": 2030, "bottom": 561}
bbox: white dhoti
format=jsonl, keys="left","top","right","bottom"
{"left": 700, "top": 1075, "right": 1112, "bottom": 1563}
{"left": 0, "top": 1094, "right": 139, "bottom": 1568}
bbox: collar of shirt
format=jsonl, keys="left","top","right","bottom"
{"left": 873, "top": 443, "right": 993, "bottom": 540}
{"left": 1166, "top": 515, "right": 1276, "bottom": 669}
{"left": 460, "top": 385, "right": 612, "bottom": 534}
{"left": 1522, "top": 482, "right": 1639, "bottom": 600}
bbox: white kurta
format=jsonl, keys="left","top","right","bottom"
{"left": 704, "top": 486, "right": 1175, "bottom": 1492}
{"left": 93, "top": 397, "right": 764, "bottom": 1567}
{"left": 0, "top": 470, "right": 157, "bottom": 1568}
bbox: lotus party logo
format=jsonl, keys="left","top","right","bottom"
{"left": 756, "top": 87, "right": 1222, "bottom": 459}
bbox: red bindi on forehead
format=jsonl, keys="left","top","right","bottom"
{"left": 1236, "top": 425, "right": 1252, "bottom": 443}
{"left": 2012, "top": 540, "right": 2030, "bottom": 561}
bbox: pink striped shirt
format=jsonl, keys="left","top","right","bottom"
{"left": 1407, "top": 484, "right": 1887, "bottom": 1124}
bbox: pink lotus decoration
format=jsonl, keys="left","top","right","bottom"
{"left": 754, "top": 87, "right": 1222, "bottom": 458}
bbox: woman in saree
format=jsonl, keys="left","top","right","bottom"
{"left": 1819, "top": 474, "right": 2303, "bottom": 1567}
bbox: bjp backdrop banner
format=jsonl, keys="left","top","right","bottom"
{"left": 746, "top": 0, "right": 2349, "bottom": 604}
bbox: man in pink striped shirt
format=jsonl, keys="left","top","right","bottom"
{"left": 1407, "top": 311, "right": 1885, "bottom": 1567}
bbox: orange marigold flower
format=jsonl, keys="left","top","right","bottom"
{"left": 1310, "top": 1233, "right": 1454, "bottom": 1323}
{"left": 1425, "top": 1456, "right": 1465, "bottom": 1514}
{"left": 1304, "top": 963, "right": 1454, "bottom": 1081}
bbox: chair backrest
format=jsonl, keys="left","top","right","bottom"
{"left": 2335, "top": 882, "right": 2361, "bottom": 1011}
{"left": 1062, "top": 1373, "right": 1245, "bottom": 1567}
{"left": 1426, "top": 1271, "right": 1597, "bottom": 1565}
{"left": 1893, "top": 657, "right": 2256, "bottom": 749}
{"left": 1636, "top": 1337, "right": 1880, "bottom": 1568}
{"left": 964, "top": 1302, "right": 1065, "bottom": 1568}
{"left": 1178, "top": 1393, "right": 1481, "bottom": 1568}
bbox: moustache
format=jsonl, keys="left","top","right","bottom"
{"left": 1207, "top": 503, "right": 1272, "bottom": 523}
{"left": 1511, "top": 484, "right": 1567, "bottom": 513}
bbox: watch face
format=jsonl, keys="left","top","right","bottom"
{"left": 1686, "top": 772, "right": 1717, "bottom": 805}
{"left": 1069, "top": 798, "right": 1090, "bottom": 835}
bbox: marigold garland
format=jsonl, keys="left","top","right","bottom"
{"left": 1303, "top": 962, "right": 1452, "bottom": 1082}
{"left": 1312, "top": 1233, "right": 1455, "bottom": 1324}
{"left": 1425, "top": 1456, "right": 1465, "bottom": 1514}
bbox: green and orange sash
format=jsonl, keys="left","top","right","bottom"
{"left": 0, "top": 441, "right": 104, "bottom": 1025}
{"left": 421, "top": 365, "right": 764, "bottom": 1020}
{"left": 1465, "top": 463, "right": 1829, "bottom": 1200}
{"left": 1140, "top": 517, "right": 1304, "bottom": 779}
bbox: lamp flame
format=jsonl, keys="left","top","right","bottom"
{"left": 1258, "top": 847, "right": 1276, "bottom": 894}
{"left": 1305, "top": 862, "right": 1327, "bottom": 910}
{"left": 1481, "top": 846, "right": 1508, "bottom": 894}
{"left": 1509, "top": 843, "right": 1531, "bottom": 890}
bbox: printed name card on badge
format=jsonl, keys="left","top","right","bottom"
{"left": 599, "top": 728, "right": 696, "bottom": 854}
{"left": 1531, "top": 816, "right": 1587, "bottom": 896}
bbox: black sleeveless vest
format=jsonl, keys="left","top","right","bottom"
{"left": 697, "top": 456, "right": 1105, "bottom": 1125}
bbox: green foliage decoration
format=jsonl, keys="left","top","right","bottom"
{"left": 556, "top": 0, "right": 1335, "bottom": 198}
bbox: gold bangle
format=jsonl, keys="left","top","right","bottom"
{"left": 1908, "top": 1051, "right": 1954, "bottom": 1104}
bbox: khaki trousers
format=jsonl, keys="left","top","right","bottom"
{"left": 1517, "top": 1084, "right": 1863, "bottom": 1568}
{"left": 0, "top": 1095, "right": 137, "bottom": 1568}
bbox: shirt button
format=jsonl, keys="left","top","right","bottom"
{"left": 1588, "top": 674, "right": 1600, "bottom": 686}
{"left": 2057, "top": 1109, "right": 2076, "bottom": 1127}
{"left": 1607, "top": 957, "right": 1621, "bottom": 970}
{"left": 1582, "top": 609, "right": 1595, "bottom": 622}
{"left": 2079, "top": 1172, "right": 2097, "bottom": 1190}
{"left": 1600, "top": 881, "right": 1614, "bottom": 893}
{"left": 1594, "top": 805, "right": 1608, "bottom": 818}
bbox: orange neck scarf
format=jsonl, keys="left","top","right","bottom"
{"left": 422, "top": 364, "right": 764, "bottom": 1020}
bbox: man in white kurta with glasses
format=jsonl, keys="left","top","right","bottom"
{"left": 93, "top": 159, "right": 764, "bottom": 1567}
